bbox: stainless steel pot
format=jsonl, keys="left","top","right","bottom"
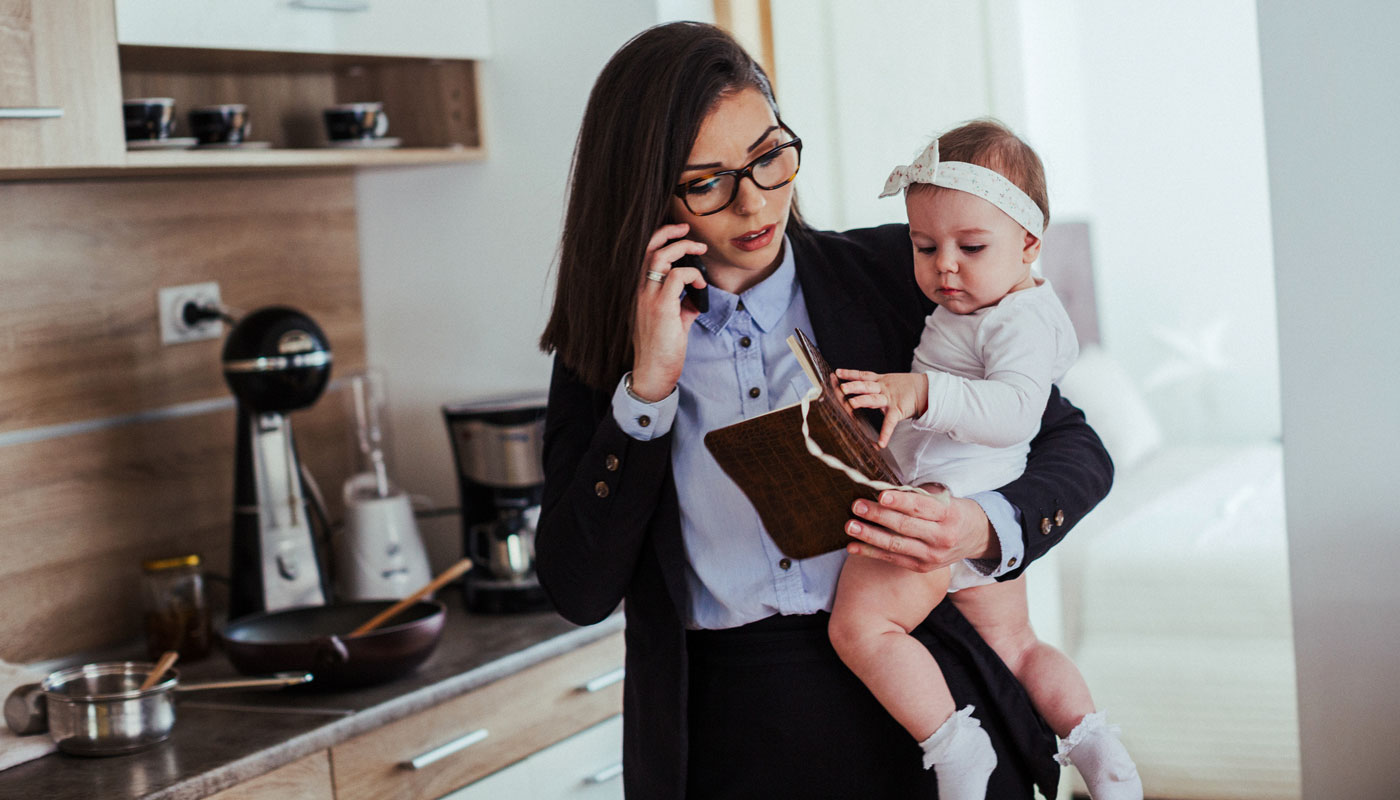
{"left": 8, "top": 661, "right": 309, "bottom": 756}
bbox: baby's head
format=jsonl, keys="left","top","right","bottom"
{"left": 883, "top": 120, "right": 1049, "bottom": 314}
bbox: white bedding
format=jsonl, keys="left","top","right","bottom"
{"left": 1051, "top": 442, "right": 1301, "bottom": 799}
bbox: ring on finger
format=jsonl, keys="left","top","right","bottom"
{"left": 645, "top": 270, "right": 667, "bottom": 283}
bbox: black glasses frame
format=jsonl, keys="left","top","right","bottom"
{"left": 672, "top": 121, "right": 803, "bottom": 216}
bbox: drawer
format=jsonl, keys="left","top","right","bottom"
{"left": 114, "top": 0, "right": 491, "bottom": 59}
{"left": 330, "top": 632, "right": 625, "bottom": 800}
{"left": 204, "top": 751, "right": 333, "bottom": 799}
{"left": 441, "top": 715, "right": 623, "bottom": 800}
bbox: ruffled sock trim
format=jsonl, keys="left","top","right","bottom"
{"left": 1054, "top": 709, "right": 1120, "bottom": 767}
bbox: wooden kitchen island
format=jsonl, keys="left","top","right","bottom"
{"left": 0, "top": 598, "right": 624, "bottom": 799}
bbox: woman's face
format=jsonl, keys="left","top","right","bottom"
{"left": 670, "top": 88, "right": 795, "bottom": 294}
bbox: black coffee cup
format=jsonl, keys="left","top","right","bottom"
{"left": 323, "top": 102, "right": 390, "bottom": 141}
{"left": 123, "top": 98, "right": 176, "bottom": 141}
{"left": 188, "top": 104, "right": 251, "bottom": 145}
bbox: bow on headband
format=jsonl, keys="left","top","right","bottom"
{"left": 880, "top": 139, "right": 1044, "bottom": 239}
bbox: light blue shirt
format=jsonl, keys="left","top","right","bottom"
{"left": 612, "top": 239, "right": 1023, "bottom": 629}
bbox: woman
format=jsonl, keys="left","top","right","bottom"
{"left": 537, "top": 21, "right": 1111, "bottom": 799}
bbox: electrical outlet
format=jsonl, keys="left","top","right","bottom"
{"left": 158, "top": 281, "right": 223, "bottom": 345}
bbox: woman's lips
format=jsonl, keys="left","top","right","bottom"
{"left": 731, "top": 224, "right": 775, "bottom": 252}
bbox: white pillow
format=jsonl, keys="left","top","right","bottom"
{"left": 1058, "top": 345, "right": 1164, "bottom": 472}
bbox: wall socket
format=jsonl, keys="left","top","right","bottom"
{"left": 158, "top": 281, "right": 223, "bottom": 345}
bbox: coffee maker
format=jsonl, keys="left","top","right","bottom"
{"left": 223, "top": 306, "right": 333, "bottom": 620}
{"left": 443, "top": 394, "right": 551, "bottom": 613}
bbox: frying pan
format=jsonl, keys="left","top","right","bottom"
{"left": 219, "top": 600, "right": 446, "bottom": 689}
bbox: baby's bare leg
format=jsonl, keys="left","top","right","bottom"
{"left": 829, "top": 555, "right": 954, "bottom": 740}
{"left": 949, "top": 576, "right": 1093, "bottom": 737}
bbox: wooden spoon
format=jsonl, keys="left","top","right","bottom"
{"left": 349, "top": 558, "right": 474, "bottom": 637}
{"left": 139, "top": 650, "right": 179, "bottom": 691}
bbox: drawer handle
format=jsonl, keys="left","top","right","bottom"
{"left": 580, "top": 666, "right": 625, "bottom": 693}
{"left": 401, "top": 728, "right": 489, "bottom": 770}
{"left": 0, "top": 107, "right": 64, "bottom": 119}
{"left": 287, "top": 0, "right": 370, "bottom": 11}
{"left": 585, "top": 762, "right": 624, "bottom": 785}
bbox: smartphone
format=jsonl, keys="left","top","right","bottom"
{"left": 678, "top": 253, "right": 710, "bottom": 313}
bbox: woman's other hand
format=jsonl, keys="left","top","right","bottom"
{"left": 631, "top": 223, "right": 709, "bottom": 401}
{"left": 844, "top": 488, "right": 998, "bottom": 572}
{"left": 834, "top": 369, "right": 929, "bottom": 447}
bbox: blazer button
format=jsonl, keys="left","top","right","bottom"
{"left": 638, "top": 415, "right": 651, "bottom": 428}
{"left": 1040, "top": 516, "right": 1053, "bottom": 535}
{"left": 605, "top": 454, "right": 620, "bottom": 471}
{"left": 1054, "top": 509, "right": 1066, "bottom": 526}
{"left": 595, "top": 481, "right": 610, "bottom": 498}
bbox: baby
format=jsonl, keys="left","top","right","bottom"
{"left": 827, "top": 120, "right": 1142, "bottom": 800}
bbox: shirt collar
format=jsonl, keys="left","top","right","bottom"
{"left": 695, "top": 236, "right": 798, "bottom": 335}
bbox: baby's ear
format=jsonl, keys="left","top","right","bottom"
{"left": 1022, "top": 232, "right": 1042, "bottom": 264}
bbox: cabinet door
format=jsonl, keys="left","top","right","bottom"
{"left": 114, "top": 0, "right": 491, "bottom": 59}
{"left": 0, "top": 0, "right": 124, "bottom": 168}
{"left": 441, "top": 715, "right": 624, "bottom": 800}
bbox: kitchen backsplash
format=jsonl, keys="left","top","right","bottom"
{"left": 0, "top": 173, "right": 366, "bottom": 662}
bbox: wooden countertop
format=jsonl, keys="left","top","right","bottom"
{"left": 0, "top": 595, "right": 623, "bottom": 799}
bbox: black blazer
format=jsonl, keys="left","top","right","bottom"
{"left": 537, "top": 223, "right": 1113, "bottom": 798}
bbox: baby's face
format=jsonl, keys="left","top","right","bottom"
{"left": 906, "top": 188, "right": 1039, "bottom": 314}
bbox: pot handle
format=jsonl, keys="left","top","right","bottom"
{"left": 312, "top": 635, "right": 351, "bottom": 670}
{"left": 4, "top": 683, "right": 47, "bottom": 736}
{"left": 173, "top": 672, "right": 313, "bottom": 692}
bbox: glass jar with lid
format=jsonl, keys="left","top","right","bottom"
{"left": 141, "top": 554, "right": 212, "bottom": 661}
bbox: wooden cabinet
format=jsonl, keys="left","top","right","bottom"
{"left": 114, "top": 0, "right": 491, "bottom": 60}
{"left": 329, "top": 632, "right": 625, "bottom": 800}
{"left": 0, "top": 0, "right": 488, "bottom": 179}
{"left": 0, "top": 0, "right": 125, "bottom": 168}
{"left": 204, "top": 752, "right": 335, "bottom": 800}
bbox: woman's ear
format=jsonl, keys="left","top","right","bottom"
{"left": 1022, "top": 232, "right": 1043, "bottom": 264}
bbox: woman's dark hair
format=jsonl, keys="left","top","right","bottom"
{"left": 539, "top": 21, "right": 799, "bottom": 391}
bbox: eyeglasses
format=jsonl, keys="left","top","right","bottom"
{"left": 672, "top": 122, "right": 802, "bottom": 216}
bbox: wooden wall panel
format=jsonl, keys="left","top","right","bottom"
{"left": 0, "top": 173, "right": 366, "bottom": 662}
{"left": 0, "top": 173, "right": 364, "bottom": 434}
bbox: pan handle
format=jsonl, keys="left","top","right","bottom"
{"left": 174, "top": 673, "right": 313, "bottom": 692}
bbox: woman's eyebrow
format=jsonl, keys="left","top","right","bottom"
{"left": 683, "top": 126, "right": 782, "bottom": 172}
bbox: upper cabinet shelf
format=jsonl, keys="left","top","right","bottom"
{"left": 0, "top": 0, "right": 490, "bottom": 180}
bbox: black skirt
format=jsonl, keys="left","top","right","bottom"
{"left": 684, "top": 607, "right": 1057, "bottom": 799}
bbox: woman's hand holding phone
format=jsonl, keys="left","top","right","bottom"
{"left": 632, "top": 223, "right": 709, "bottom": 402}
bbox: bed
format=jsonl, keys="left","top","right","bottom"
{"left": 1031, "top": 224, "right": 1301, "bottom": 800}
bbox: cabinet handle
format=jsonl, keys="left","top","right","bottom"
{"left": 0, "top": 107, "right": 64, "bottom": 119}
{"left": 580, "top": 666, "right": 625, "bottom": 693}
{"left": 401, "top": 728, "right": 489, "bottom": 770}
{"left": 287, "top": 0, "right": 371, "bottom": 11}
{"left": 584, "top": 762, "right": 624, "bottom": 784}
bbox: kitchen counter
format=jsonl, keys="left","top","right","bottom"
{"left": 0, "top": 596, "right": 624, "bottom": 799}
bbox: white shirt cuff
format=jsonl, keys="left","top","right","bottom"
{"left": 611, "top": 372, "right": 678, "bottom": 440}
{"left": 965, "top": 490, "right": 1025, "bottom": 577}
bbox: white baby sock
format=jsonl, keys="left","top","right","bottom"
{"left": 1055, "top": 711, "right": 1143, "bottom": 800}
{"left": 918, "top": 705, "right": 997, "bottom": 800}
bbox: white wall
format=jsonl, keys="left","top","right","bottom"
{"left": 1019, "top": 0, "right": 1280, "bottom": 445}
{"left": 353, "top": 1, "right": 660, "bottom": 565}
{"left": 1256, "top": 2, "right": 1400, "bottom": 795}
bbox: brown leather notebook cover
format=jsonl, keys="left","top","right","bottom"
{"left": 704, "top": 329, "right": 905, "bottom": 560}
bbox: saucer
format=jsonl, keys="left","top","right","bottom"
{"left": 325, "top": 137, "right": 402, "bottom": 149}
{"left": 126, "top": 137, "right": 198, "bottom": 151}
{"left": 192, "top": 141, "right": 273, "bottom": 150}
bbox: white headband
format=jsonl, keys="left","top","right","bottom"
{"left": 880, "top": 139, "right": 1044, "bottom": 239}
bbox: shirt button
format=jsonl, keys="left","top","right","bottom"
{"left": 594, "top": 481, "right": 610, "bottom": 498}
{"left": 604, "top": 454, "right": 620, "bottom": 471}
{"left": 740, "top": 336, "right": 752, "bottom": 348}
{"left": 1054, "top": 509, "right": 1066, "bottom": 526}
{"left": 778, "top": 558, "right": 792, "bottom": 570}
{"left": 638, "top": 415, "right": 651, "bottom": 428}
{"left": 1007, "top": 557, "right": 1018, "bottom": 568}
{"left": 1040, "top": 516, "right": 1053, "bottom": 535}
{"left": 736, "top": 300, "right": 746, "bottom": 311}
{"left": 749, "top": 387, "right": 761, "bottom": 398}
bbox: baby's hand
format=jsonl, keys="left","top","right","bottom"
{"left": 834, "top": 369, "right": 929, "bottom": 448}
